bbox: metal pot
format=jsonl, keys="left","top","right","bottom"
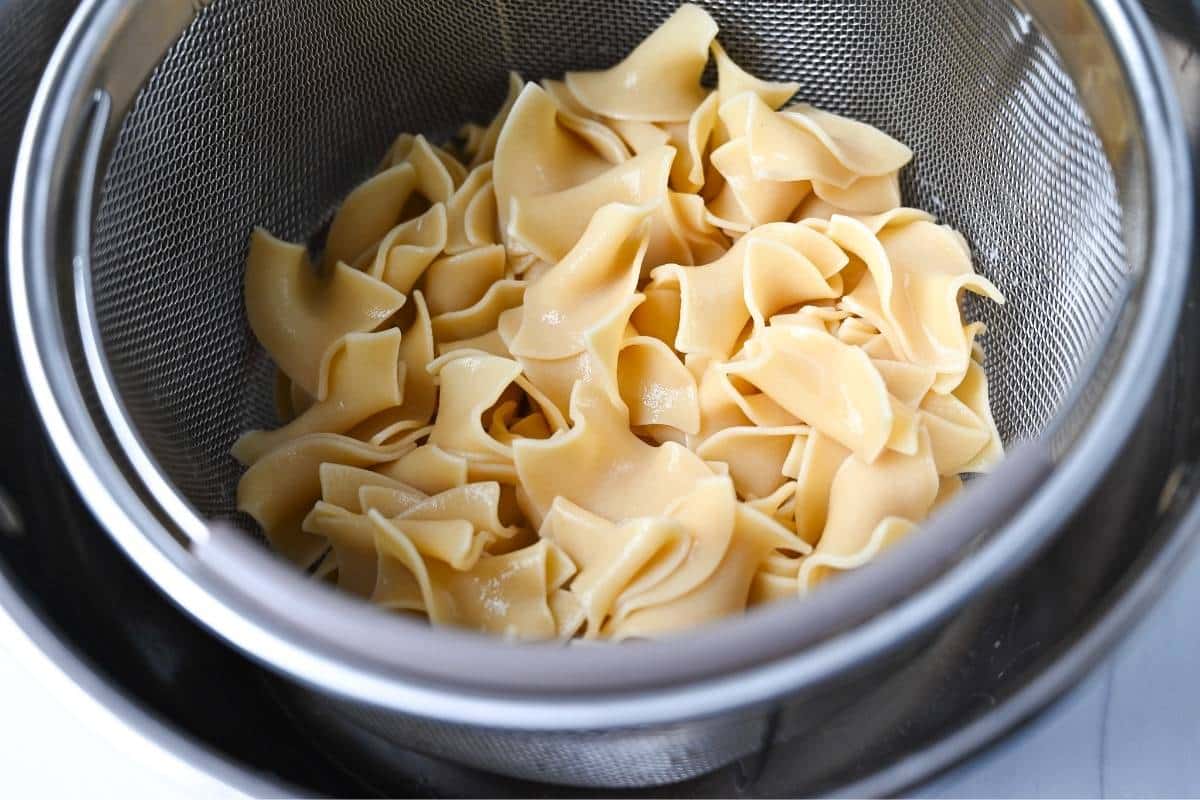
{"left": 4, "top": 0, "right": 1196, "bottom": 790}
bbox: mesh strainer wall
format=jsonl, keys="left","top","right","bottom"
{"left": 88, "top": 0, "right": 1124, "bottom": 521}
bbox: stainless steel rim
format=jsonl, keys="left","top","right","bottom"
{"left": 8, "top": 0, "right": 1194, "bottom": 729}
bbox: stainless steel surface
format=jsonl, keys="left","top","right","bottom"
{"left": 7, "top": 0, "right": 1195, "bottom": 788}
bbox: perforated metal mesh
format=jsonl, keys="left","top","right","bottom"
{"left": 318, "top": 691, "right": 774, "bottom": 787}
{"left": 75, "top": 0, "right": 1134, "bottom": 787}
{"left": 89, "top": 0, "right": 1123, "bottom": 522}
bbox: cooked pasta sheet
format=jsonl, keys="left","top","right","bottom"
{"left": 235, "top": 3, "right": 1004, "bottom": 641}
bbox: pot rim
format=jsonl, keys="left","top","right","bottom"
{"left": 7, "top": 0, "right": 1193, "bottom": 729}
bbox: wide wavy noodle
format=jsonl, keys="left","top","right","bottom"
{"left": 653, "top": 221, "right": 846, "bottom": 359}
{"left": 509, "top": 204, "right": 648, "bottom": 359}
{"left": 723, "top": 326, "right": 896, "bottom": 462}
{"left": 322, "top": 164, "right": 419, "bottom": 269}
{"left": 493, "top": 83, "right": 613, "bottom": 245}
{"left": 244, "top": 229, "right": 406, "bottom": 397}
{"left": 565, "top": 4, "right": 717, "bottom": 123}
{"left": 427, "top": 352, "right": 523, "bottom": 463}
{"left": 610, "top": 492, "right": 806, "bottom": 638}
{"left": 831, "top": 214, "right": 1004, "bottom": 391}
{"left": 513, "top": 382, "right": 714, "bottom": 525}
{"left": 799, "top": 429, "right": 938, "bottom": 591}
{"left": 373, "top": 519, "right": 579, "bottom": 638}
{"left": 712, "top": 41, "right": 799, "bottom": 111}
{"left": 421, "top": 245, "right": 506, "bottom": 316}
{"left": 357, "top": 203, "right": 448, "bottom": 293}
{"left": 376, "top": 443, "right": 467, "bottom": 496}
{"left": 468, "top": 72, "right": 524, "bottom": 169}
{"left": 663, "top": 91, "right": 719, "bottom": 192}
{"left": 617, "top": 335, "right": 700, "bottom": 434}
{"left": 443, "top": 163, "right": 500, "bottom": 256}
{"left": 541, "top": 79, "right": 632, "bottom": 165}
{"left": 709, "top": 137, "right": 812, "bottom": 228}
{"left": 747, "top": 97, "right": 913, "bottom": 185}
{"left": 508, "top": 150, "right": 670, "bottom": 264}
{"left": 320, "top": 463, "right": 410, "bottom": 513}
{"left": 232, "top": 330, "right": 404, "bottom": 465}
{"left": 237, "top": 433, "right": 414, "bottom": 567}
{"left": 234, "top": 3, "right": 1006, "bottom": 640}
{"left": 541, "top": 498, "right": 691, "bottom": 637}
{"left": 695, "top": 425, "right": 808, "bottom": 499}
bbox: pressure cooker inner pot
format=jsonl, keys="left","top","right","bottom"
{"left": 25, "top": 0, "right": 1184, "bottom": 788}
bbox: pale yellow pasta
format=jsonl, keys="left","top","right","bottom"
{"left": 234, "top": 3, "right": 1006, "bottom": 641}
{"left": 376, "top": 443, "right": 467, "bottom": 495}
{"left": 347, "top": 412, "right": 425, "bottom": 449}
{"left": 356, "top": 203, "right": 448, "bottom": 294}
{"left": 617, "top": 335, "right": 701, "bottom": 434}
{"left": 468, "top": 71, "right": 523, "bottom": 169}
{"left": 396, "top": 482, "right": 522, "bottom": 542}
{"left": 436, "top": 328, "right": 511, "bottom": 360}
{"left": 541, "top": 79, "right": 632, "bottom": 165}
{"left": 813, "top": 172, "right": 903, "bottom": 215}
{"left": 508, "top": 203, "right": 647, "bottom": 360}
{"left": 383, "top": 133, "right": 466, "bottom": 185}
{"left": 359, "top": 484, "right": 429, "bottom": 518}
{"left": 232, "top": 330, "right": 404, "bottom": 465}
{"left": 688, "top": 354, "right": 753, "bottom": 446}
{"left": 430, "top": 279, "right": 525, "bottom": 343}
{"left": 746, "top": 97, "right": 913, "bottom": 185}
{"left": 606, "top": 475, "right": 738, "bottom": 625}
{"left": 663, "top": 91, "right": 719, "bottom": 192}
{"left": 396, "top": 134, "right": 458, "bottom": 205}
{"left": 695, "top": 425, "right": 807, "bottom": 499}
{"left": 630, "top": 284, "right": 682, "bottom": 345}
{"left": 319, "top": 463, "right": 413, "bottom": 514}
{"left": 508, "top": 146, "right": 673, "bottom": 263}
{"left": 564, "top": 4, "right": 717, "bottom": 123}
{"left": 608, "top": 118, "right": 672, "bottom": 156}
{"left": 513, "top": 382, "right": 714, "bottom": 525}
{"left": 663, "top": 191, "right": 730, "bottom": 263}
{"left": 443, "top": 163, "right": 499, "bottom": 256}
{"left": 540, "top": 498, "right": 691, "bottom": 637}
{"left": 322, "top": 164, "right": 418, "bottom": 269}
{"left": 507, "top": 293, "right": 641, "bottom": 417}
{"left": 798, "top": 517, "right": 916, "bottom": 592}
{"left": 711, "top": 40, "right": 799, "bottom": 111}
{"left": 493, "top": 83, "right": 613, "bottom": 244}
{"left": 395, "top": 290, "right": 438, "bottom": 424}
{"left": 304, "top": 502, "right": 489, "bottom": 595}
{"left": 723, "top": 326, "right": 896, "bottom": 462}
{"left": 610, "top": 495, "right": 806, "bottom": 638}
{"left": 236, "top": 433, "right": 413, "bottom": 567}
{"left": 653, "top": 221, "right": 846, "bottom": 359}
{"left": 427, "top": 352, "right": 523, "bottom": 464}
{"left": 373, "top": 516, "right": 578, "bottom": 639}
{"left": 244, "top": 229, "right": 406, "bottom": 397}
{"left": 421, "top": 245, "right": 506, "bottom": 317}
{"left": 799, "top": 428, "right": 938, "bottom": 591}
{"left": 831, "top": 214, "right": 1004, "bottom": 391}
{"left": 709, "top": 137, "right": 813, "bottom": 228}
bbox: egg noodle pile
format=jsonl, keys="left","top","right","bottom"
{"left": 235, "top": 4, "right": 1004, "bottom": 640}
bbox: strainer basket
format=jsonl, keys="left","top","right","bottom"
{"left": 9, "top": 0, "right": 1192, "bottom": 788}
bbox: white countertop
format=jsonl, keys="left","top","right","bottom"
{"left": 0, "top": 647, "right": 236, "bottom": 798}
{"left": 2, "top": 542, "right": 1198, "bottom": 798}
